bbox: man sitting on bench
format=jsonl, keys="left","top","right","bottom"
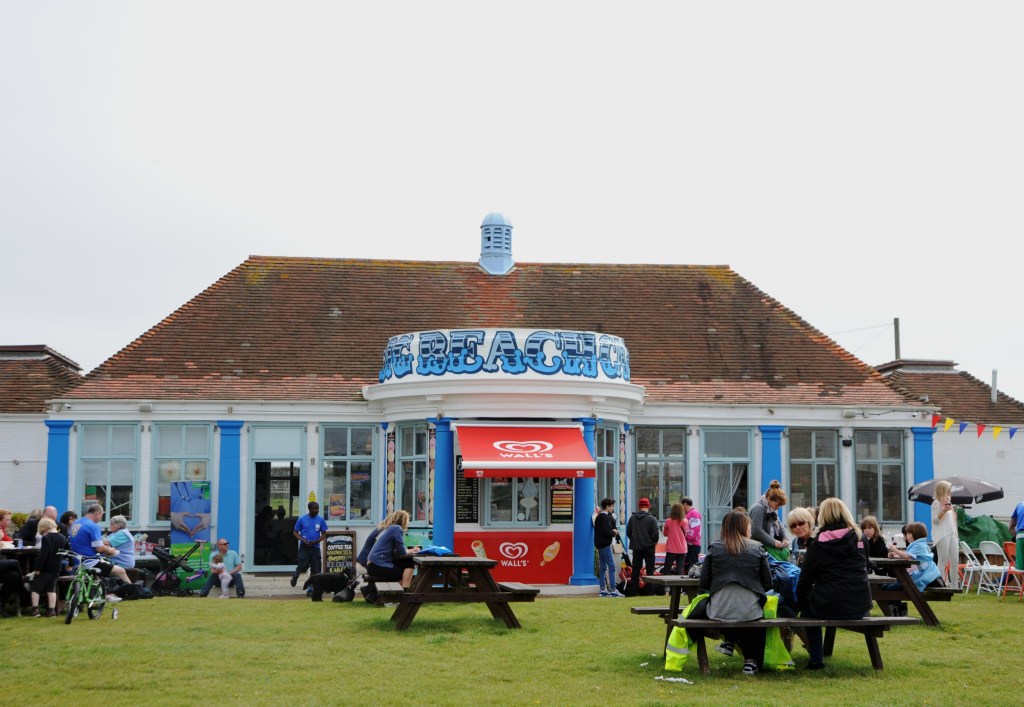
{"left": 795, "top": 498, "right": 873, "bottom": 670}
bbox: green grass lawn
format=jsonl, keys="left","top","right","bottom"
{"left": 1, "top": 590, "right": 1018, "bottom": 705}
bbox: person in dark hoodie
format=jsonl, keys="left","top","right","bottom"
{"left": 625, "top": 498, "right": 660, "bottom": 596}
{"left": 795, "top": 497, "right": 872, "bottom": 670}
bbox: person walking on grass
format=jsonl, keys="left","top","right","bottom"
{"left": 680, "top": 497, "right": 703, "bottom": 573}
{"left": 291, "top": 502, "right": 329, "bottom": 590}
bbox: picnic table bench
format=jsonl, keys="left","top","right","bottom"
{"left": 669, "top": 615, "right": 920, "bottom": 674}
{"left": 388, "top": 556, "right": 538, "bottom": 630}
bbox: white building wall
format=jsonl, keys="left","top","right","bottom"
{"left": 933, "top": 432, "right": 1024, "bottom": 521}
{"left": 0, "top": 415, "right": 48, "bottom": 512}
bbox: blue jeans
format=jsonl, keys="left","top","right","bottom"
{"left": 199, "top": 571, "right": 245, "bottom": 598}
{"left": 800, "top": 605, "right": 866, "bottom": 663}
{"left": 597, "top": 546, "right": 616, "bottom": 592}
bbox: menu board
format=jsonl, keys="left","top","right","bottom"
{"left": 322, "top": 531, "right": 356, "bottom": 576}
{"left": 550, "top": 480, "right": 573, "bottom": 524}
{"left": 455, "top": 456, "right": 479, "bottom": 523}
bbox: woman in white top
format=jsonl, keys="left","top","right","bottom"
{"left": 930, "top": 480, "right": 959, "bottom": 589}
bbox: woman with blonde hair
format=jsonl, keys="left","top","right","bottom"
{"left": 795, "top": 498, "right": 871, "bottom": 670}
{"left": 930, "top": 480, "right": 959, "bottom": 589}
{"left": 366, "top": 510, "right": 420, "bottom": 587}
{"left": 786, "top": 507, "right": 816, "bottom": 564}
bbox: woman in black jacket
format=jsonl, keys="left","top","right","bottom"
{"left": 688, "top": 510, "right": 773, "bottom": 675}
{"left": 795, "top": 498, "right": 872, "bottom": 670}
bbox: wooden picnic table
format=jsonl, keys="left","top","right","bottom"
{"left": 388, "top": 555, "right": 538, "bottom": 631}
{"left": 870, "top": 557, "right": 942, "bottom": 627}
{"left": 0, "top": 546, "right": 39, "bottom": 575}
{"left": 638, "top": 575, "right": 700, "bottom": 654}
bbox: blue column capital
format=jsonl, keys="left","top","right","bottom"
{"left": 45, "top": 419, "right": 74, "bottom": 433}
{"left": 216, "top": 420, "right": 244, "bottom": 435}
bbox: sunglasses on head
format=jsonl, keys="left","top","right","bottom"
{"left": 789, "top": 520, "right": 807, "bottom": 529}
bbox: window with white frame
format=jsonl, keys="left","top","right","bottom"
{"left": 634, "top": 427, "right": 686, "bottom": 519}
{"left": 397, "top": 424, "right": 429, "bottom": 524}
{"left": 854, "top": 430, "right": 905, "bottom": 523}
{"left": 595, "top": 425, "right": 619, "bottom": 503}
{"left": 322, "top": 425, "right": 375, "bottom": 523}
{"left": 788, "top": 429, "right": 838, "bottom": 510}
{"left": 153, "top": 423, "right": 212, "bottom": 522}
{"left": 80, "top": 423, "right": 138, "bottom": 522}
{"left": 484, "top": 477, "right": 547, "bottom": 526}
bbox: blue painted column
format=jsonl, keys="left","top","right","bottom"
{"left": 912, "top": 427, "right": 936, "bottom": 530}
{"left": 216, "top": 421, "right": 244, "bottom": 545}
{"left": 570, "top": 418, "right": 599, "bottom": 586}
{"left": 432, "top": 418, "right": 455, "bottom": 550}
{"left": 44, "top": 420, "right": 74, "bottom": 512}
{"left": 759, "top": 426, "right": 785, "bottom": 517}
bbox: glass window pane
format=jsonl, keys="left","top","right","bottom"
{"left": 111, "top": 426, "right": 135, "bottom": 455}
{"left": 789, "top": 430, "right": 812, "bottom": 458}
{"left": 185, "top": 460, "right": 207, "bottom": 482}
{"left": 184, "top": 426, "right": 208, "bottom": 456}
{"left": 790, "top": 462, "right": 812, "bottom": 508}
{"left": 82, "top": 426, "right": 108, "bottom": 456}
{"left": 84, "top": 460, "right": 106, "bottom": 485}
{"left": 815, "top": 432, "right": 837, "bottom": 458}
{"left": 110, "top": 460, "right": 134, "bottom": 485}
{"left": 350, "top": 462, "right": 372, "bottom": 520}
{"left": 636, "top": 428, "right": 660, "bottom": 458}
{"left": 351, "top": 428, "right": 373, "bottom": 456}
{"left": 157, "top": 425, "right": 183, "bottom": 456}
{"left": 855, "top": 431, "right": 877, "bottom": 459}
{"left": 490, "top": 480, "right": 513, "bottom": 522}
{"left": 855, "top": 463, "right": 878, "bottom": 520}
{"left": 400, "top": 460, "right": 415, "bottom": 514}
{"left": 705, "top": 430, "right": 748, "bottom": 458}
{"left": 253, "top": 427, "right": 303, "bottom": 456}
{"left": 881, "top": 431, "right": 902, "bottom": 459}
{"left": 816, "top": 464, "right": 837, "bottom": 501}
{"left": 517, "top": 478, "right": 541, "bottom": 522}
{"left": 881, "top": 464, "right": 903, "bottom": 521}
{"left": 323, "top": 428, "right": 348, "bottom": 457}
{"left": 662, "top": 429, "right": 685, "bottom": 455}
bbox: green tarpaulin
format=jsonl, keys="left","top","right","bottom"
{"left": 956, "top": 507, "right": 1012, "bottom": 548}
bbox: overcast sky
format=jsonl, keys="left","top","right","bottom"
{"left": 2, "top": 2, "right": 1021, "bottom": 406}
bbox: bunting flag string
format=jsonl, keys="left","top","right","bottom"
{"left": 929, "top": 415, "right": 1020, "bottom": 440}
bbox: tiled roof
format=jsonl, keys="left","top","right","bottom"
{"left": 882, "top": 364, "right": 1024, "bottom": 426}
{"left": 66, "top": 256, "right": 918, "bottom": 408}
{"left": 0, "top": 346, "right": 83, "bottom": 413}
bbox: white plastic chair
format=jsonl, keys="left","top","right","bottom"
{"left": 977, "top": 541, "right": 1014, "bottom": 595}
{"left": 958, "top": 542, "right": 985, "bottom": 594}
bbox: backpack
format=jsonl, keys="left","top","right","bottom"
{"left": 768, "top": 558, "right": 801, "bottom": 609}
{"left": 113, "top": 582, "right": 144, "bottom": 600}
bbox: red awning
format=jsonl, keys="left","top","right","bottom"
{"left": 455, "top": 425, "right": 596, "bottom": 478}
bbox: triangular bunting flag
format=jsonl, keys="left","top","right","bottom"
{"left": 931, "top": 414, "right": 942, "bottom": 428}
{"left": 943, "top": 418, "right": 955, "bottom": 432}
{"left": 959, "top": 422, "right": 969, "bottom": 434}
{"left": 1011, "top": 428, "right": 1018, "bottom": 439}
{"left": 976, "top": 424, "right": 986, "bottom": 438}
{"left": 993, "top": 426, "right": 1003, "bottom": 440}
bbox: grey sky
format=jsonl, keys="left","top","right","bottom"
{"left": 2, "top": 2, "right": 1021, "bottom": 405}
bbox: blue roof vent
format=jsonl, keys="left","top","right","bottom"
{"left": 479, "top": 212, "right": 514, "bottom": 275}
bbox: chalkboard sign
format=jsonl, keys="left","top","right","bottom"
{"left": 455, "top": 456, "right": 479, "bottom": 523}
{"left": 322, "top": 531, "right": 356, "bottom": 576}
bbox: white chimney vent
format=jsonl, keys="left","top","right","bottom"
{"left": 479, "top": 212, "right": 514, "bottom": 275}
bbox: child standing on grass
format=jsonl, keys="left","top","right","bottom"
{"left": 28, "top": 517, "right": 68, "bottom": 617}
{"left": 210, "top": 553, "right": 231, "bottom": 598}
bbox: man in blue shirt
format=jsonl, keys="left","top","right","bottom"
{"left": 198, "top": 538, "right": 246, "bottom": 598}
{"left": 68, "top": 504, "right": 129, "bottom": 600}
{"left": 291, "top": 502, "right": 329, "bottom": 589}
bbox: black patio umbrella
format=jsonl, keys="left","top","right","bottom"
{"left": 907, "top": 476, "right": 1004, "bottom": 505}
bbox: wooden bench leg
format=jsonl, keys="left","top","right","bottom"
{"left": 863, "top": 633, "right": 884, "bottom": 670}
{"left": 485, "top": 601, "right": 522, "bottom": 629}
{"left": 392, "top": 603, "right": 420, "bottom": 630}
{"left": 823, "top": 626, "right": 837, "bottom": 657}
{"left": 696, "top": 638, "right": 711, "bottom": 675}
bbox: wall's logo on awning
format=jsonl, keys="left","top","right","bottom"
{"left": 493, "top": 440, "right": 554, "bottom": 458}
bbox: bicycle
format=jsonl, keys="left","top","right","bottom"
{"left": 57, "top": 550, "right": 108, "bottom": 624}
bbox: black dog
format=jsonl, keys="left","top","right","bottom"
{"left": 303, "top": 570, "right": 353, "bottom": 602}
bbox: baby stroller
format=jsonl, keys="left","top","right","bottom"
{"left": 151, "top": 542, "right": 202, "bottom": 596}
{"left": 617, "top": 553, "right": 665, "bottom": 597}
